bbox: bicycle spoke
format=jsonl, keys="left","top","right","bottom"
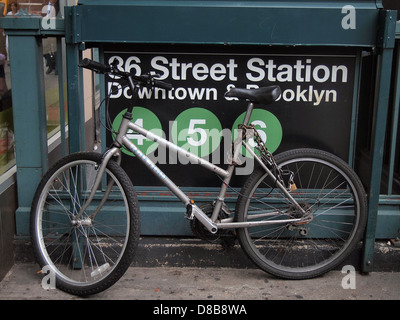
{"left": 236, "top": 149, "right": 366, "bottom": 279}
{"left": 31, "top": 155, "right": 137, "bottom": 295}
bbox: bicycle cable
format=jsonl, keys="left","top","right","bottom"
{"left": 97, "top": 81, "right": 137, "bottom": 155}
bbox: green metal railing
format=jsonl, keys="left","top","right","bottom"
{"left": 0, "top": 0, "right": 399, "bottom": 273}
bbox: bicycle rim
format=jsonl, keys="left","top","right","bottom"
{"left": 237, "top": 149, "right": 366, "bottom": 279}
{"left": 32, "top": 157, "right": 133, "bottom": 291}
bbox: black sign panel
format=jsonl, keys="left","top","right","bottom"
{"left": 104, "top": 46, "right": 356, "bottom": 187}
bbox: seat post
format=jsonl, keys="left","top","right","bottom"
{"left": 242, "top": 102, "right": 255, "bottom": 125}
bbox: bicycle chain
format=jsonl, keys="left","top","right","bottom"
{"left": 238, "top": 124, "right": 278, "bottom": 167}
{"left": 238, "top": 124, "right": 295, "bottom": 190}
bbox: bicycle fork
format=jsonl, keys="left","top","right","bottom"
{"left": 72, "top": 147, "right": 121, "bottom": 225}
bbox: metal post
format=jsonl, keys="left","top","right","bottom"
{"left": 65, "top": 42, "right": 84, "bottom": 153}
{"left": 56, "top": 37, "right": 67, "bottom": 157}
{"left": 65, "top": 5, "right": 85, "bottom": 153}
{"left": 362, "top": 10, "right": 396, "bottom": 272}
{"left": 8, "top": 35, "right": 48, "bottom": 235}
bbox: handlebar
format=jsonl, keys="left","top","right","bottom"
{"left": 79, "top": 58, "right": 173, "bottom": 91}
{"left": 80, "top": 58, "right": 111, "bottom": 74}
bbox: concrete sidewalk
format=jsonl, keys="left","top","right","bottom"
{"left": 0, "top": 263, "right": 399, "bottom": 300}
{"left": 1, "top": 237, "right": 399, "bottom": 301}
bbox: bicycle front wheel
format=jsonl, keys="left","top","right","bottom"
{"left": 235, "top": 148, "right": 367, "bottom": 279}
{"left": 30, "top": 152, "right": 140, "bottom": 295}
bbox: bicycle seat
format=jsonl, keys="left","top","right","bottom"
{"left": 224, "top": 85, "right": 281, "bottom": 105}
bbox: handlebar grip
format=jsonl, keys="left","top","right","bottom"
{"left": 79, "top": 59, "right": 172, "bottom": 90}
{"left": 80, "top": 58, "right": 111, "bottom": 73}
{"left": 154, "top": 79, "right": 173, "bottom": 90}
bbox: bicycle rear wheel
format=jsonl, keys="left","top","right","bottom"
{"left": 30, "top": 152, "right": 140, "bottom": 295}
{"left": 235, "top": 148, "right": 367, "bottom": 279}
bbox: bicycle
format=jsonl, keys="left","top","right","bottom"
{"left": 30, "top": 58, "right": 367, "bottom": 296}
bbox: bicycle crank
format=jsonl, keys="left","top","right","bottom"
{"left": 190, "top": 203, "right": 236, "bottom": 248}
{"left": 186, "top": 203, "right": 218, "bottom": 234}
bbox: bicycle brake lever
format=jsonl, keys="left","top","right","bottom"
{"left": 147, "top": 71, "right": 162, "bottom": 79}
{"left": 110, "top": 59, "right": 119, "bottom": 68}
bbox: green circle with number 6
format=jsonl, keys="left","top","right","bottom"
{"left": 171, "top": 108, "right": 222, "bottom": 158}
{"left": 232, "top": 109, "right": 282, "bottom": 157}
{"left": 112, "top": 107, "right": 163, "bottom": 157}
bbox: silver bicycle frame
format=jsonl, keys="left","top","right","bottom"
{"left": 81, "top": 102, "right": 303, "bottom": 234}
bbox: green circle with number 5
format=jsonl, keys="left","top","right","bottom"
{"left": 112, "top": 107, "right": 163, "bottom": 157}
{"left": 232, "top": 109, "right": 282, "bottom": 157}
{"left": 171, "top": 108, "right": 222, "bottom": 158}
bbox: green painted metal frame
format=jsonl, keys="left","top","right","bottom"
{"left": 362, "top": 10, "right": 397, "bottom": 272}
{"left": 0, "top": 16, "right": 73, "bottom": 234}
{"left": 0, "top": 0, "right": 398, "bottom": 272}
{"left": 7, "top": 34, "right": 48, "bottom": 232}
{"left": 71, "top": 0, "right": 380, "bottom": 46}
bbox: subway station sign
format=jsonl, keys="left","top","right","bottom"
{"left": 104, "top": 47, "right": 356, "bottom": 187}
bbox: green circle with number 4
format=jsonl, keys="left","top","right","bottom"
{"left": 112, "top": 107, "right": 163, "bottom": 157}
{"left": 232, "top": 109, "right": 282, "bottom": 157}
{"left": 171, "top": 108, "right": 222, "bottom": 158}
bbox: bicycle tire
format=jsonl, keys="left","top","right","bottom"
{"left": 30, "top": 152, "right": 140, "bottom": 295}
{"left": 235, "top": 148, "right": 367, "bottom": 279}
